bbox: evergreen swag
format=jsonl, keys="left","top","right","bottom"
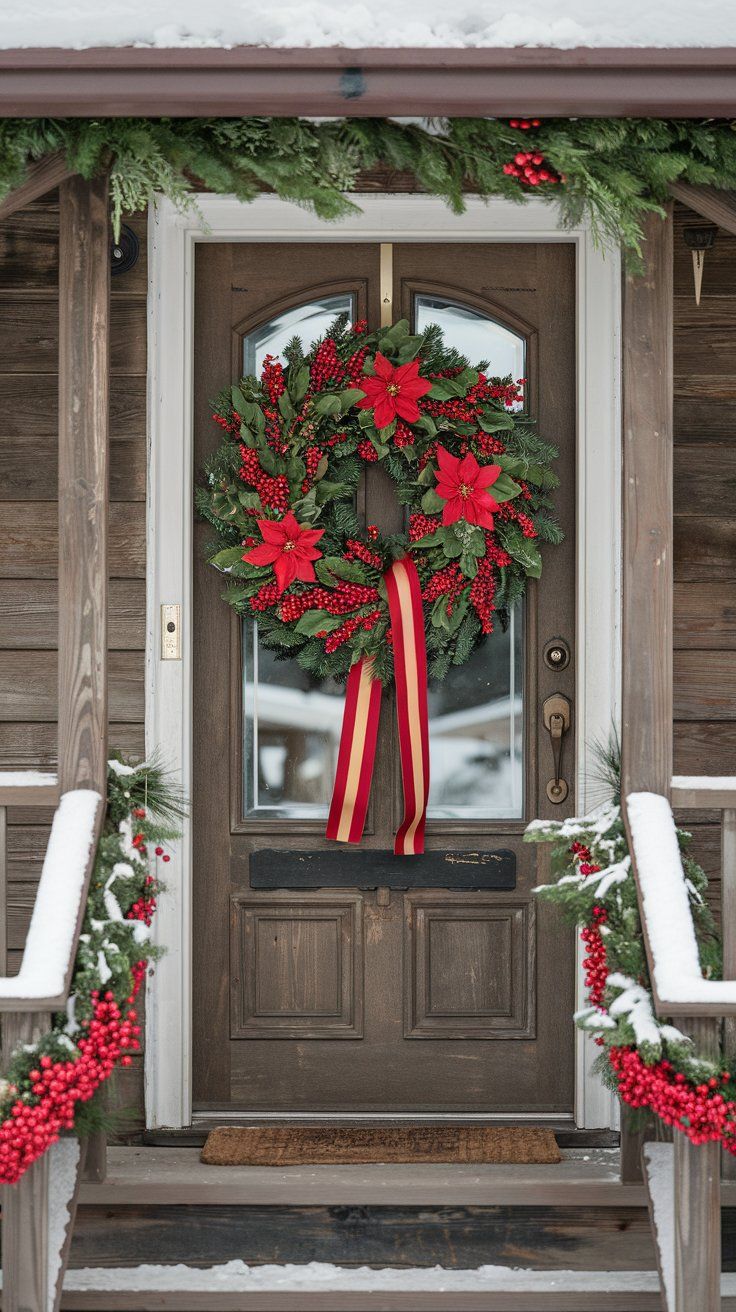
{"left": 198, "top": 313, "right": 561, "bottom": 685}
{"left": 0, "top": 757, "right": 184, "bottom": 1185}
{"left": 526, "top": 747, "right": 736, "bottom": 1152}
{"left": 4, "top": 116, "right": 736, "bottom": 258}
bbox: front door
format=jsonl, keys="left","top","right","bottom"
{"left": 192, "top": 239, "right": 576, "bottom": 1115}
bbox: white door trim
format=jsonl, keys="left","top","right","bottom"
{"left": 146, "top": 193, "right": 621, "bottom": 1129}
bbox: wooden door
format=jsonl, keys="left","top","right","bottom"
{"left": 192, "top": 240, "right": 576, "bottom": 1114}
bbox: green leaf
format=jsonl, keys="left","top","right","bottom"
{"left": 492, "top": 472, "right": 522, "bottom": 503}
{"left": 339, "top": 388, "right": 366, "bottom": 411}
{"left": 314, "top": 394, "right": 343, "bottom": 417}
{"left": 295, "top": 609, "right": 343, "bottom": 636}
{"left": 317, "top": 556, "right": 368, "bottom": 584}
{"left": 478, "top": 412, "right": 514, "bottom": 433}
{"left": 286, "top": 457, "right": 306, "bottom": 484}
{"left": 210, "top": 546, "right": 247, "bottom": 570}
{"left": 460, "top": 551, "right": 479, "bottom": 578}
{"left": 289, "top": 365, "right": 310, "bottom": 404}
{"left": 278, "top": 391, "right": 295, "bottom": 423}
{"left": 442, "top": 531, "right": 464, "bottom": 559}
{"left": 421, "top": 488, "right": 445, "bottom": 514}
{"left": 231, "top": 386, "right": 249, "bottom": 414}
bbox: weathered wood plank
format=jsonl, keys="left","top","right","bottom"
{"left": 0, "top": 374, "right": 146, "bottom": 437}
{"left": 674, "top": 396, "right": 736, "bottom": 443}
{"left": 0, "top": 209, "right": 147, "bottom": 294}
{"left": 0, "top": 502, "right": 144, "bottom": 578}
{"left": 674, "top": 515, "right": 736, "bottom": 580}
{"left": 0, "top": 435, "right": 145, "bottom": 500}
{"left": 0, "top": 721, "right": 144, "bottom": 769}
{"left": 0, "top": 153, "right": 73, "bottom": 222}
{"left": 673, "top": 1018, "right": 721, "bottom": 1311}
{"left": 670, "top": 182, "right": 736, "bottom": 238}
{"left": 673, "top": 651, "right": 736, "bottom": 719}
{"left": 0, "top": 650, "right": 143, "bottom": 722}
{"left": 0, "top": 295, "right": 146, "bottom": 373}
{"left": 674, "top": 582, "right": 736, "bottom": 648}
{"left": 0, "top": 578, "right": 145, "bottom": 649}
{"left": 673, "top": 445, "right": 736, "bottom": 514}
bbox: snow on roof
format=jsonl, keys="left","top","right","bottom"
{"left": 1, "top": 0, "right": 735, "bottom": 52}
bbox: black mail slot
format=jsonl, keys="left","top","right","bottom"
{"left": 249, "top": 848, "right": 516, "bottom": 891}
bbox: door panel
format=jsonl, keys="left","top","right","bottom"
{"left": 193, "top": 239, "right": 576, "bottom": 1114}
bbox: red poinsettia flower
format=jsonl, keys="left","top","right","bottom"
{"left": 434, "top": 446, "right": 502, "bottom": 530}
{"left": 356, "top": 353, "right": 431, "bottom": 429}
{"left": 244, "top": 512, "right": 325, "bottom": 593}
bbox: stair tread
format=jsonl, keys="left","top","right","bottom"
{"left": 80, "top": 1146, "right": 651, "bottom": 1206}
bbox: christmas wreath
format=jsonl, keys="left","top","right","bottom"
{"left": 199, "top": 314, "right": 561, "bottom": 852}
{"left": 198, "top": 313, "right": 561, "bottom": 687}
{"left": 0, "top": 757, "right": 183, "bottom": 1185}
{"left": 526, "top": 747, "right": 736, "bottom": 1152}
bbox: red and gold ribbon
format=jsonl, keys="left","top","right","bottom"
{"left": 326, "top": 556, "right": 430, "bottom": 855}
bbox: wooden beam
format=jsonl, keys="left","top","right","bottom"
{"left": 670, "top": 180, "right": 736, "bottom": 236}
{"left": 1, "top": 1011, "right": 51, "bottom": 1312}
{"left": 0, "top": 152, "right": 74, "bottom": 222}
{"left": 621, "top": 207, "right": 674, "bottom": 801}
{"left": 673, "top": 1018, "right": 721, "bottom": 1312}
{"left": 57, "top": 172, "right": 110, "bottom": 796}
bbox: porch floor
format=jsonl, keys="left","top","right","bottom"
{"left": 79, "top": 1147, "right": 650, "bottom": 1207}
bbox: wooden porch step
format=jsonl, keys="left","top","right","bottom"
{"left": 80, "top": 1146, "right": 647, "bottom": 1207}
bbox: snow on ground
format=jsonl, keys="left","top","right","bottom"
{"left": 2, "top": 0, "right": 736, "bottom": 52}
{"left": 52, "top": 1261, "right": 665, "bottom": 1293}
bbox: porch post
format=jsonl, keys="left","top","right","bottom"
{"left": 621, "top": 207, "right": 721, "bottom": 1308}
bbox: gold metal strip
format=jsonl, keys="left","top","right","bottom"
{"left": 379, "top": 243, "right": 393, "bottom": 327}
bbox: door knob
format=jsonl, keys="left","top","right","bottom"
{"left": 542, "top": 694, "right": 571, "bottom": 804}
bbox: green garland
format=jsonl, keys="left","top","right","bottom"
{"left": 2, "top": 116, "right": 736, "bottom": 258}
{"left": 525, "top": 750, "right": 736, "bottom": 1150}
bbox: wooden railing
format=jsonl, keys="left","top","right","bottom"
{"left": 0, "top": 775, "right": 103, "bottom": 1312}
{"left": 624, "top": 776, "right": 736, "bottom": 1312}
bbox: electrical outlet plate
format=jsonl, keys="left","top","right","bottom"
{"left": 161, "top": 604, "right": 181, "bottom": 660}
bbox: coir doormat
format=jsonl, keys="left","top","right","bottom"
{"left": 201, "top": 1125, "right": 561, "bottom": 1166}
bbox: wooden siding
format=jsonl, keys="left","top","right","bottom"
{"left": 673, "top": 202, "right": 736, "bottom": 922}
{"left": 0, "top": 194, "right": 146, "bottom": 1127}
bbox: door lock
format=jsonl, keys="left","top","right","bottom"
{"left": 542, "top": 694, "right": 571, "bottom": 804}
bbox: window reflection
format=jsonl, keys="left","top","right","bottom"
{"left": 243, "top": 293, "right": 355, "bottom": 377}
{"left": 243, "top": 622, "right": 341, "bottom": 818}
{"left": 428, "top": 611, "right": 523, "bottom": 820}
{"left": 415, "top": 296, "right": 526, "bottom": 411}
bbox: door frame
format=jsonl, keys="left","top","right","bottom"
{"left": 146, "top": 192, "right": 621, "bottom": 1130}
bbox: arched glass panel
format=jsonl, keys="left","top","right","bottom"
{"left": 415, "top": 295, "right": 526, "bottom": 411}
{"left": 241, "top": 293, "right": 355, "bottom": 818}
{"left": 243, "top": 293, "right": 354, "bottom": 378}
{"left": 415, "top": 293, "right": 525, "bottom": 820}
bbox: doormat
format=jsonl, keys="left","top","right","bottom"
{"left": 200, "top": 1125, "right": 561, "bottom": 1166}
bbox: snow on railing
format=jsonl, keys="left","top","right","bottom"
{"left": 0, "top": 770, "right": 59, "bottom": 805}
{"left": 671, "top": 776, "right": 736, "bottom": 809}
{"left": 626, "top": 790, "right": 736, "bottom": 1013}
{"left": 0, "top": 789, "right": 102, "bottom": 1007}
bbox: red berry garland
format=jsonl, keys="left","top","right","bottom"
{"left": 0, "top": 758, "right": 181, "bottom": 1185}
{"left": 529, "top": 793, "right": 736, "bottom": 1152}
{"left": 200, "top": 314, "right": 561, "bottom": 687}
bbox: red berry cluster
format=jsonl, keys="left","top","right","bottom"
{"left": 357, "top": 439, "right": 379, "bottom": 462}
{"left": 509, "top": 118, "right": 542, "bottom": 130}
{"left": 0, "top": 992, "right": 141, "bottom": 1184}
{"left": 310, "top": 338, "right": 345, "bottom": 392}
{"left": 503, "top": 151, "right": 560, "bottom": 187}
{"left": 127, "top": 874, "right": 157, "bottom": 926}
{"left": 325, "top": 609, "right": 381, "bottom": 653}
{"left": 500, "top": 501, "right": 538, "bottom": 538}
{"left": 393, "top": 421, "right": 415, "bottom": 448}
{"left": 280, "top": 581, "right": 380, "bottom": 622}
{"left": 609, "top": 1047, "right": 736, "bottom": 1151}
{"left": 261, "top": 355, "right": 286, "bottom": 407}
{"left": 345, "top": 538, "right": 384, "bottom": 570}
{"left": 469, "top": 555, "right": 497, "bottom": 634}
{"left": 409, "top": 514, "right": 440, "bottom": 542}
{"left": 423, "top": 564, "right": 465, "bottom": 611}
{"left": 249, "top": 581, "right": 281, "bottom": 613}
{"left": 347, "top": 346, "right": 369, "bottom": 386}
{"left": 239, "top": 446, "right": 290, "bottom": 511}
{"left": 581, "top": 908, "right": 608, "bottom": 1008}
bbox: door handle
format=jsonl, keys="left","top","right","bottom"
{"left": 542, "top": 694, "right": 571, "bottom": 804}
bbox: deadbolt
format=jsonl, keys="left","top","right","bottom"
{"left": 543, "top": 638, "right": 571, "bottom": 672}
{"left": 543, "top": 693, "right": 571, "bottom": 804}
